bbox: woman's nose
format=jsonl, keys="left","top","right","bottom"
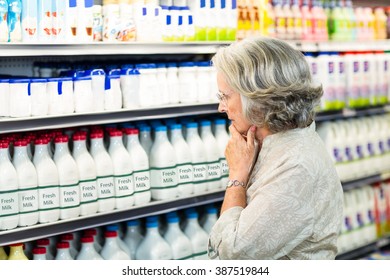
{"left": 218, "top": 102, "right": 226, "bottom": 113}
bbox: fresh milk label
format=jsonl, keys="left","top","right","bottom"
{"left": 0, "top": 191, "right": 18, "bottom": 217}
{"left": 192, "top": 162, "right": 208, "bottom": 183}
{"left": 38, "top": 185, "right": 60, "bottom": 210}
{"left": 19, "top": 189, "right": 38, "bottom": 214}
{"left": 177, "top": 163, "right": 193, "bottom": 184}
{"left": 220, "top": 158, "right": 229, "bottom": 178}
{"left": 207, "top": 160, "right": 221, "bottom": 182}
{"left": 114, "top": 173, "right": 134, "bottom": 198}
{"left": 97, "top": 176, "right": 115, "bottom": 199}
{"left": 150, "top": 166, "right": 178, "bottom": 189}
{"left": 59, "top": 183, "right": 80, "bottom": 209}
{"left": 79, "top": 179, "right": 98, "bottom": 204}
{"left": 133, "top": 169, "right": 150, "bottom": 193}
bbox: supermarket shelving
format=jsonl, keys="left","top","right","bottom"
{"left": 336, "top": 235, "right": 390, "bottom": 260}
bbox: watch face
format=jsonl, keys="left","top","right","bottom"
{"left": 227, "top": 180, "right": 233, "bottom": 187}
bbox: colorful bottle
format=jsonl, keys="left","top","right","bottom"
{"left": 7, "top": 0, "right": 21, "bottom": 42}
{"left": 7, "top": 243, "right": 28, "bottom": 260}
{"left": 0, "top": 0, "right": 9, "bottom": 42}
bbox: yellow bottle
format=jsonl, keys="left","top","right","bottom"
{"left": 7, "top": 243, "right": 29, "bottom": 260}
{"left": 0, "top": 246, "right": 8, "bottom": 260}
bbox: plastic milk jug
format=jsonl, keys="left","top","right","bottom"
{"left": 183, "top": 208, "right": 208, "bottom": 260}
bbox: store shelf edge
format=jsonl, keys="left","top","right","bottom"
{"left": 0, "top": 190, "right": 225, "bottom": 246}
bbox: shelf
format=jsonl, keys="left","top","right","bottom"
{"left": 0, "top": 42, "right": 231, "bottom": 57}
{"left": 1, "top": 40, "right": 390, "bottom": 57}
{"left": 341, "top": 174, "right": 386, "bottom": 192}
{"left": 336, "top": 236, "right": 390, "bottom": 260}
{"left": 0, "top": 190, "right": 225, "bottom": 246}
{"left": 316, "top": 105, "right": 390, "bottom": 122}
{"left": 0, "top": 102, "right": 219, "bottom": 134}
{"left": 294, "top": 40, "right": 390, "bottom": 52}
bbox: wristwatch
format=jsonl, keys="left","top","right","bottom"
{"left": 226, "top": 179, "right": 246, "bottom": 189}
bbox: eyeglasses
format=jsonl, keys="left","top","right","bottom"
{"left": 216, "top": 91, "right": 228, "bottom": 107}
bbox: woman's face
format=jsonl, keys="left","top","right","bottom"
{"left": 217, "top": 72, "right": 251, "bottom": 135}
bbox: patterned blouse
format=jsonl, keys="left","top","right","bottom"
{"left": 208, "top": 122, "right": 344, "bottom": 260}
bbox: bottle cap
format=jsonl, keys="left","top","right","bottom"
{"left": 90, "top": 131, "right": 104, "bottom": 139}
{"left": 13, "top": 140, "right": 28, "bottom": 147}
{"left": 73, "top": 133, "right": 87, "bottom": 141}
{"left": 80, "top": 236, "right": 94, "bottom": 243}
{"left": 104, "top": 231, "right": 118, "bottom": 238}
{"left": 37, "top": 238, "right": 50, "bottom": 246}
{"left": 109, "top": 130, "right": 122, "bottom": 137}
{"left": 84, "top": 229, "right": 97, "bottom": 236}
{"left": 33, "top": 247, "right": 46, "bottom": 254}
{"left": 126, "top": 219, "right": 140, "bottom": 226}
{"left": 61, "top": 233, "right": 74, "bottom": 241}
{"left": 56, "top": 242, "right": 70, "bottom": 249}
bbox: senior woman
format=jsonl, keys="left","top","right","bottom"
{"left": 208, "top": 37, "right": 343, "bottom": 260}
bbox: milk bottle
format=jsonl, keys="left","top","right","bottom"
{"left": 0, "top": 0, "right": 9, "bottom": 42}
{"left": 0, "top": 141, "right": 19, "bottom": 230}
{"left": 89, "top": 131, "right": 115, "bottom": 212}
{"left": 201, "top": 205, "right": 218, "bottom": 234}
{"left": 149, "top": 125, "right": 178, "bottom": 201}
{"left": 55, "top": 242, "right": 73, "bottom": 260}
{"left": 169, "top": 124, "right": 193, "bottom": 197}
{"left": 100, "top": 230, "right": 131, "bottom": 260}
{"left": 13, "top": 139, "right": 39, "bottom": 227}
{"left": 183, "top": 208, "right": 208, "bottom": 260}
{"left": 123, "top": 219, "right": 143, "bottom": 260}
{"left": 135, "top": 216, "right": 173, "bottom": 260}
{"left": 163, "top": 212, "right": 193, "bottom": 260}
{"left": 83, "top": 228, "right": 102, "bottom": 252}
{"left": 200, "top": 120, "right": 221, "bottom": 191}
{"left": 32, "top": 247, "right": 46, "bottom": 260}
{"left": 166, "top": 62, "right": 180, "bottom": 104}
{"left": 7, "top": 0, "right": 22, "bottom": 42}
{"left": 105, "top": 224, "right": 131, "bottom": 258}
{"left": 7, "top": 243, "right": 29, "bottom": 260}
{"left": 88, "top": 69, "right": 106, "bottom": 112}
{"left": 108, "top": 130, "right": 135, "bottom": 209}
{"left": 72, "top": 133, "right": 98, "bottom": 216}
{"left": 0, "top": 246, "right": 8, "bottom": 260}
{"left": 60, "top": 233, "right": 78, "bottom": 258}
{"left": 33, "top": 138, "right": 60, "bottom": 224}
{"left": 76, "top": 236, "right": 103, "bottom": 260}
{"left": 139, "top": 125, "right": 153, "bottom": 157}
{"left": 53, "top": 135, "right": 80, "bottom": 220}
{"left": 36, "top": 238, "right": 53, "bottom": 260}
{"left": 124, "top": 128, "right": 151, "bottom": 206}
{"left": 185, "top": 122, "right": 208, "bottom": 194}
{"left": 214, "top": 118, "right": 229, "bottom": 187}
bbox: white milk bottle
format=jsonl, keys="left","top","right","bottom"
{"left": 60, "top": 233, "right": 78, "bottom": 259}
{"left": 185, "top": 122, "right": 208, "bottom": 194}
{"left": 7, "top": 243, "right": 29, "bottom": 260}
{"left": 0, "top": 141, "right": 19, "bottom": 230}
{"left": 53, "top": 135, "right": 80, "bottom": 220}
{"left": 89, "top": 131, "right": 115, "bottom": 212}
{"left": 149, "top": 125, "right": 178, "bottom": 201}
{"left": 55, "top": 242, "right": 73, "bottom": 260}
{"left": 32, "top": 247, "right": 46, "bottom": 260}
{"left": 163, "top": 212, "right": 193, "bottom": 260}
{"left": 104, "top": 69, "right": 123, "bottom": 111}
{"left": 33, "top": 138, "right": 60, "bottom": 224}
{"left": 89, "top": 69, "right": 106, "bottom": 112}
{"left": 138, "top": 125, "right": 153, "bottom": 157}
{"left": 100, "top": 231, "right": 131, "bottom": 260}
{"left": 0, "top": 79, "right": 9, "bottom": 117}
{"left": 72, "top": 133, "right": 98, "bottom": 216}
{"left": 13, "top": 139, "right": 39, "bottom": 227}
{"left": 30, "top": 79, "right": 48, "bottom": 116}
{"left": 83, "top": 228, "right": 102, "bottom": 253}
{"left": 136, "top": 216, "right": 173, "bottom": 260}
{"left": 169, "top": 124, "right": 193, "bottom": 197}
{"left": 108, "top": 130, "right": 135, "bottom": 209}
{"left": 105, "top": 224, "right": 131, "bottom": 258}
{"left": 76, "top": 236, "right": 103, "bottom": 260}
{"left": 201, "top": 205, "right": 218, "bottom": 234}
{"left": 200, "top": 120, "right": 221, "bottom": 191}
{"left": 120, "top": 67, "right": 141, "bottom": 109}
{"left": 183, "top": 208, "right": 208, "bottom": 260}
{"left": 124, "top": 128, "right": 151, "bottom": 206}
{"left": 36, "top": 238, "right": 53, "bottom": 260}
{"left": 9, "top": 79, "right": 31, "bottom": 118}
{"left": 166, "top": 62, "right": 180, "bottom": 104}
{"left": 123, "top": 219, "right": 143, "bottom": 260}
{"left": 156, "top": 63, "right": 170, "bottom": 105}
{"left": 214, "top": 118, "right": 229, "bottom": 187}
{"left": 73, "top": 74, "right": 94, "bottom": 113}
{"left": 196, "top": 61, "right": 212, "bottom": 103}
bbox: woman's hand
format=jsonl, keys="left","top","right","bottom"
{"left": 225, "top": 125, "right": 258, "bottom": 184}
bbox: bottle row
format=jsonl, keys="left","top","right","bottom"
{"left": 338, "top": 180, "right": 390, "bottom": 255}
{"left": 0, "top": 0, "right": 238, "bottom": 43}
{"left": 0, "top": 204, "right": 219, "bottom": 260}
{"left": 242, "top": 0, "right": 390, "bottom": 42}
{"left": 305, "top": 51, "right": 390, "bottom": 111}
{"left": 317, "top": 114, "right": 390, "bottom": 182}
{"left": 0, "top": 117, "right": 230, "bottom": 231}
{"left": 0, "top": 61, "right": 218, "bottom": 118}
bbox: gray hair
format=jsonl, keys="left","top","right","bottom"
{"left": 212, "top": 36, "right": 323, "bottom": 134}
